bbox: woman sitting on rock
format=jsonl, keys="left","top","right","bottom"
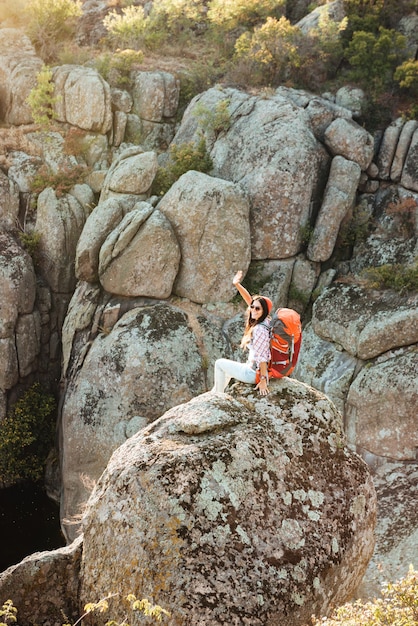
{"left": 212, "top": 271, "right": 272, "bottom": 396}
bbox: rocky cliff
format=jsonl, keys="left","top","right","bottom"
{"left": 0, "top": 21, "right": 416, "bottom": 623}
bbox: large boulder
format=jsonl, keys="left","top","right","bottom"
{"left": 35, "top": 187, "right": 92, "bottom": 293}
{"left": 172, "top": 87, "right": 329, "bottom": 260}
{"left": 312, "top": 283, "right": 418, "bottom": 359}
{"left": 0, "top": 536, "right": 82, "bottom": 626}
{"left": 0, "top": 233, "right": 37, "bottom": 399}
{"left": 0, "top": 169, "right": 20, "bottom": 231}
{"left": 52, "top": 65, "right": 112, "bottom": 134}
{"left": 130, "top": 71, "right": 180, "bottom": 149}
{"left": 80, "top": 380, "right": 376, "bottom": 625}
{"left": 99, "top": 203, "right": 181, "bottom": 298}
{"left": 355, "top": 462, "right": 418, "bottom": 600}
{"left": 158, "top": 170, "right": 251, "bottom": 303}
{"left": 76, "top": 197, "right": 134, "bottom": 283}
{"left": 401, "top": 126, "right": 418, "bottom": 192}
{"left": 0, "top": 29, "right": 43, "bottom": 125}
{"left": 99, "top": 146, "right": 158, "bottom": 203}
{"left": 376, "top": 118, "right": 404, "bottom": 180}
{"left": 131, "top": 71, "right": 180, "bottom": 122}
{"left": 345, "top": 348, "right": 417, "bottom": 461}
{"left": 60, "top": 302, "right": 207, "bottom": 540}
{"left": 324, "top": 117, "right": 374, "bottom": 171}
{"left": 308, "top": 155, "right": 361, "bottom": 262}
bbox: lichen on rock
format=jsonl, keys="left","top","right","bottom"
{"left": 80, "top": 378, "right": 376, "bottom": 625}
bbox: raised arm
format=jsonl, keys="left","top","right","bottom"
{"left": 232, "top": 271, "right": 252, "bottom": 306}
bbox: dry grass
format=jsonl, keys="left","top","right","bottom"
{"left": 0, "top": 124, "right": 43, "bottom": 168}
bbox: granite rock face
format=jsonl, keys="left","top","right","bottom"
{"left": 80, "top": 379, "right": 376, "bottom": 625}
{"left": 0, "top": 537, "right": 82, "bottom": 626}
{"left": 60, "top": 302, "right": 207, "bottom": 541}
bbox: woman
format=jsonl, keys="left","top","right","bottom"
{"left": 212, "top": 270, "right": 273, "bottom": 396}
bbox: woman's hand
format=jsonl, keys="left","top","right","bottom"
{"left": 256, "top": 378, "right": 269, "bottom": 396}
{"left": 233, "top": 270, "right": 243, "bottom": 286}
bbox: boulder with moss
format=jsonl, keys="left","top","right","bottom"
{"left": 98, "top": 203, "right": 181, "bottom": 298}
{"left": 60, "top": 302, "right": 208, "bottom": 541}
{"left": 158, "top": 170, "right": 251, "bottom": 303}
{"left": 80, "top": 379, "right": 376, "bottom": 625}
{"left": 172, "top": 86, "right": 330, "bottom": 260}
{"left": 0, "top": 536, "right": 82, "bottom": 625}
{"left": 0, "top": 233, "right": 38, "bottom": 414}
{"left": 0, "top": 29, "right": 43, "bottom": 125}
{"left": 52, "top": 65, "right": 112, "bottom": 135}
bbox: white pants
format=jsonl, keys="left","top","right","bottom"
{"left": 212, "top": 358, "right": 256, "bottom": 393}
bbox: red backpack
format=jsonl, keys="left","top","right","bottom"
{"left": 256, "top": 308, "right": 302, "bottom": 383}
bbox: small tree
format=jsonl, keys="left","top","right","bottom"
{"left": 24, "top": 0, "right": 82, "bottom": 61}
{"left": 207, "top": 0, "right": 285, "bottom": 32}
{"left": 0, "top": 383, "right": 56, "bottom": 485}
{"left": 345, "top": 27, "right": 406, "bottom": 94}
{"left": 395, "top": 58, "right": 418, "bottom": 96}
{"left": 103, "top": 5, "right": 149, "bottom": 50}
{"left": 234, "top": 16, "right": 302, "bottom": 86}
{"left": 26, "top": 65, "right": 58, "bottom": 129}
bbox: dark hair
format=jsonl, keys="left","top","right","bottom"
{"left": 240, "top": 296, "right": 269, "bottom": 349}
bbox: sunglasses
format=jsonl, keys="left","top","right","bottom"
{"left": 250, "top": 303, "right": 262, "bottom": 311}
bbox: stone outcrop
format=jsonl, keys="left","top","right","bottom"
{"left": 60, "top": 302, "right": 207, "bottom": 540}
{"left": 172, "top": 86, "right": 330, "bottom": 260}
{"left": 324, "top": 117, "right": 374, "bottom": 171}
{"left": 307, "top": 155, "right": 361, "bottom": 262}
{"left": 80, "top": 380, "right": 376, "bottom": 625}
{"left": 0, "top": 233, "right": 38, "bottom": 416}
{"left": 355, "top": 462, "right": 418, "bottom": 600}
{"left": 35, "top": 186, "right": 92, "bottom": 294}
{"left": 345, "top": 349, "right": 417, "bottom": 461}
{"left": 0, "top": 168, "right": 20, "bottom": 231}
{"left": 0, "top": 536, "right": 82, "bottom": 626}
{"left": 295, "top": 282, "right": 418, "bottom": 461}
{"left": 99, "top": 203, "right": 181, "bottom": 298}
{"left": 312, "top": 284, "right": 418, "bottom": 360}
{"left": 0, "top": 29, "right": 43, "bottom": 125}
{"left": 158, "top": 170, "right": 251, "bottom": 303}
{"left": 52, "top": 65, "right": 112, "bottom": 134}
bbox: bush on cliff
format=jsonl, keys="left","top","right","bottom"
{"left": 312, "top": 565, "right": 418, "bottom": 626}
{"left": 0, "top": 383, "right": 56, "bottom": 485}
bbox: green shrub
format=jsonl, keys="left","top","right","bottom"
{"left": 1, "top": 594, "right": 170, "bottom": 626}
{"left": 152, "top": 0, "right": 207, "bottom": 35}
{"left": 151, "top": 136, "right": 213, "bottom": 195}
{"left": 18, "top": 230, "right": 42, "bottom": 265}
{"left": 24, "top": 0, "right": 83, "bottom": 61}
{"left": 395, "top": 58, "right": 418, "bottom": 96}
{"left": 0, "top": 383, "right": 56, "bottom": 485}
{"left": 361, "top": 260, "right": 418, "bottom": 292}
{"left": 94, "top": 49, "right": 144, "bottom": 88}
{"left": 0, "top": 599, "right": 17, "bottom": 626}
{"left": 312, "top": 565, "right": 418, "bottom": 625}
{"left": 345, "top": 27, "right": 407, "bottom": 94}
{"left": 30, "top": 164, "right": 88, "bottom": 198}
{"left": 103, "top": 5, "right": 149, "bottom": 50}
{"left": 207, "top": 0, "right": 286, "bottom": 32}
{"left": 193, "top": 98, "right": 231, "bottom": 136}
{"left": 26, "top": 65, "right": 58, "bottom": 130}
{"left": 233, "top": 16, "right": 302, "bottom": 86}
{"left": 178, "top": 61, "right": 226, "bottom": 114}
